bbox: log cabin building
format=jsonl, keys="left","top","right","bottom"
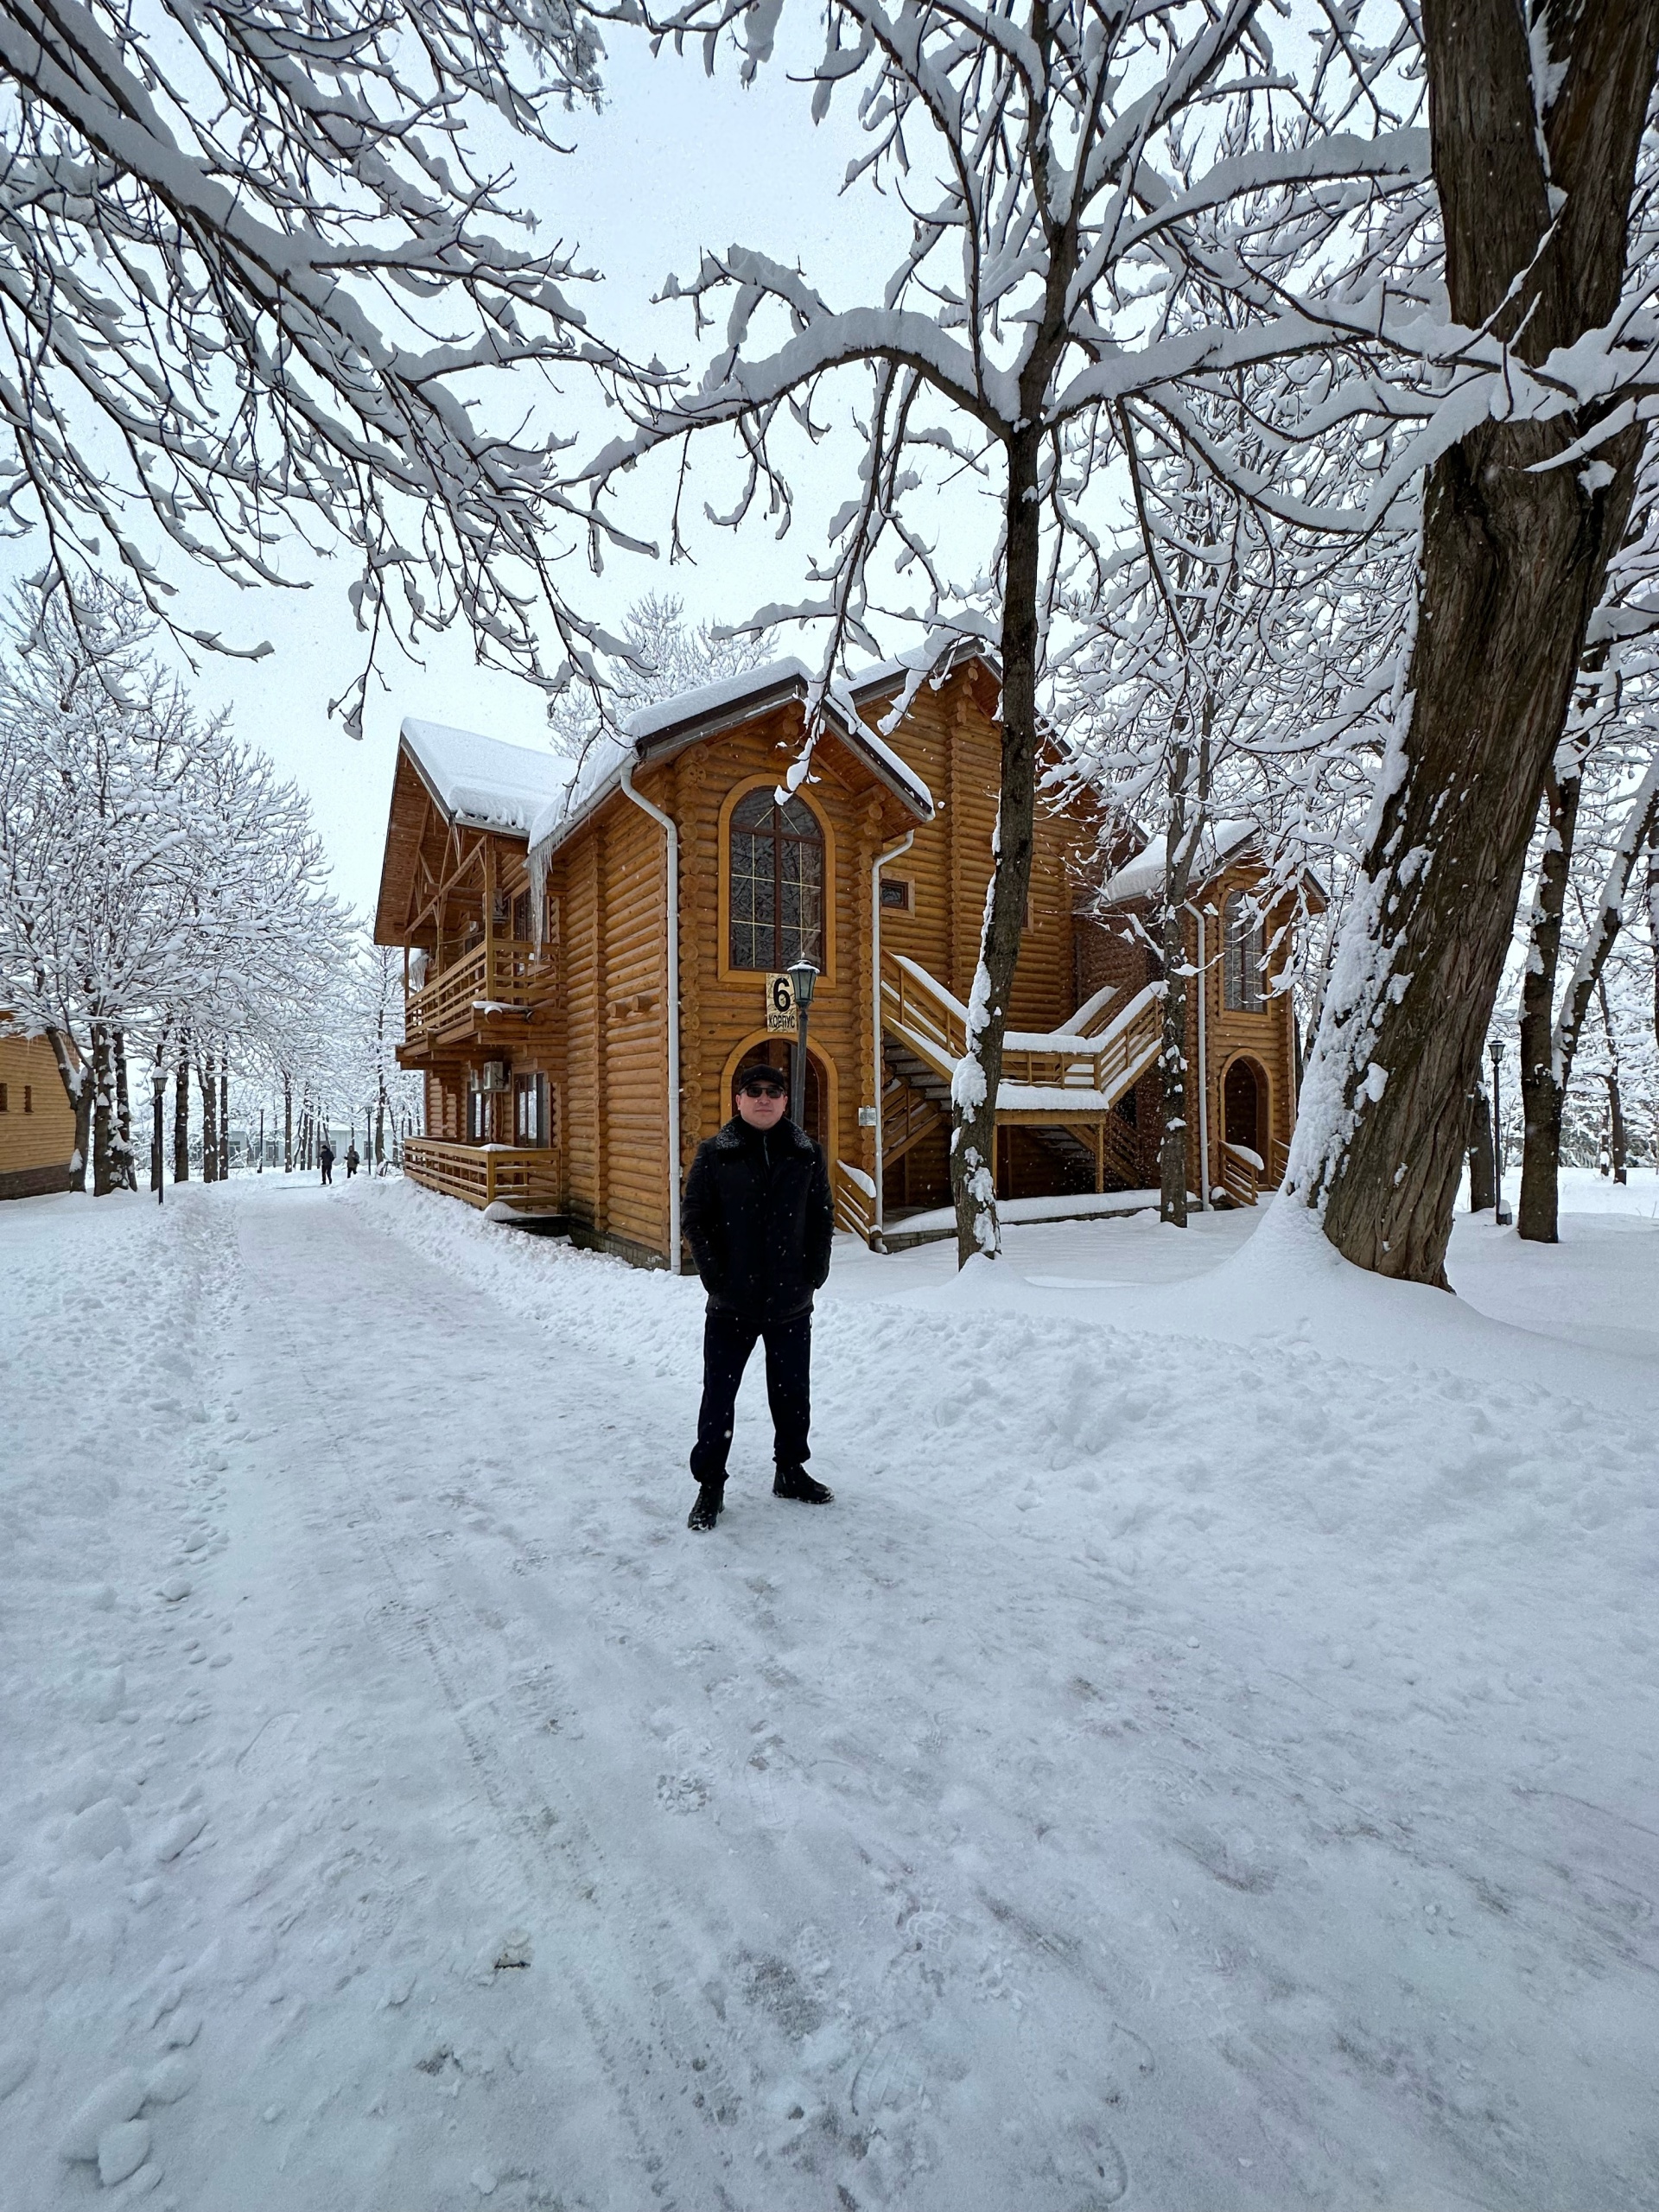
{"left": 372, "top": 651, "right": 1304, "bottom": 1262}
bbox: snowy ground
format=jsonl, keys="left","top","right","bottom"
{"left": 3, "top": 1167, "right": 1656, "bottom": 2211}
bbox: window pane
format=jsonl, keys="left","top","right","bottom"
{"left": 730, "top": 827, "right": 778, "bottom": 969}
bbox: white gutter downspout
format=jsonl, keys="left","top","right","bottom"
{"left": 620, "top": 760, "right": 681, "bottom": 1271}
{"left": 872, "top": 829, "right": 917, "bottom": 1244}
{"left": 1187, "top": 899, "right": 1211, "bottom": 1212}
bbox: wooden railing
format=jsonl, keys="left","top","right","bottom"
{"left": 835, "top": 1160, "right": 877, "bottom": 1244}
{"left": 1268, "top": 1135, "right": 1291, "bottom": 1188}
{"left": 881, "top": 1071, "right": 944, "bottom": 1168}
{"left": 1098, "top": 1110, "right": 1141, "bottom": 1188}
{"left": 881, "top": 952, "right": 1162, "bottom": 1109}
{"left": 404, "top": 1137, "right": 563, "bottom": 1213}
{"left": 1220, "top": 1141, "right": 1262, "bottom": 1208}
{"left": 404, "top": 939, "right": 554, "bottom": 1047}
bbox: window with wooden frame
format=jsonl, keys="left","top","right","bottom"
{"left": 466, "top": 1086, "right": 491, "bottom": 1143}
{"left": 728, "top": 789, "right": 825, "bottom": 971}
{"left": 879, "top": 876, "right": 914, "bottom": 913}
{"left": 513, "top": 1071, "right": 552, "bottom": 1147}
{"left": 1222, "top": 889, "right": 1267, "bottom": 1012}
{"left": 0, "top": 1082, "right": 7, "bottom": 1112}
{"left": 23, "top": 1084, "right": 32, "bottom": 1114}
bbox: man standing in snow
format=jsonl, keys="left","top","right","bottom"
{"left": 346, "top": 1143, "right": 359, "bottom": 1178}
{"left": 681, "top": 1064, "right": 836, "bottom": 1533}
{"left": 319, "top": 1139, "right": 335, "bottom": 1185}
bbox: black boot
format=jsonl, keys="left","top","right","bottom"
{"left": 773, "top": 1466, "right": 834, "bottom": 1505}
{"left": 688, "top": 1484, "right": 724, "bottom": 1532}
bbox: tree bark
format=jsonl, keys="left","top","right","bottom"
{"left": 173, "top": 1040, "right": 190, "bottom": 1181}
{"left": 219, "top": 1064, "right": 229, "bottom": 1179}
{"left": 1598, "top": 974, "right": 1629, "bottom": 1181}
{"left": 283, "top": 1074, "right": 293, "bottom": 1173}
{"left": 198, "top": 1052, "right": 219, "bottom": 1182}
{"left": 1294, "top": 0, "right": 1659, "bottom": 1285}
{"left": 1466, "top": 1081, "right": 1496, "bottom": 1213}
{"left": 950, "top": 427, "right": 1042, "bottom": 1266}
{"left": 111, "top": 1028, "right": 136, "bottom": 1191}
{"left": 89, "top": 1018, "right": 116, "bottom": 1196}
{"left": 1518, "top": 761, "right": 1581, "bottom": 1243}
{"left": 1156, "top": 779, "right": 1198, "bottom": 1226}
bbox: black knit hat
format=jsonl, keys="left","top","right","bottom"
{"left": 735, "top": 1065, "right": 788, "bottom": 1096}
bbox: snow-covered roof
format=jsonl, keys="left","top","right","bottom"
{"left": 848, "top": 639, "right": 1001, "bottom": 702}
{"left": 400, "top": 718, "right": 573, "bottom": 836}
{"left": 525, "top": 658, "right": 934, "bottom": 867}
{"left": 1097, "top": 819, "right": 1258, "bottom": 906}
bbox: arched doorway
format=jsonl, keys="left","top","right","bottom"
{"left": 1223, "top": 1056, "right": 1268, "bottom": 1158}
{"left": 731, "top": 1037, "right": 826, "bottom": 1147}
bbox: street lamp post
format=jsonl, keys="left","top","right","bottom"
{"left": 787, "top": 960, "right": 819, "bottom": 1132}
{"left": 151, "top": 1070, "right": 166, "bottom": 1205}
{"left": 1491, "top": 1039, "right": 1512, "bottom": 1225}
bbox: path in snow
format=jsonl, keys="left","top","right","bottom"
{"left": 2, "top": 1174, "right": 1656, "bottom": 2211}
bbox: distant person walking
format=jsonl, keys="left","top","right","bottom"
{"left": 346, "top": 1144, "right": 359, "bottom": 1179}
{"left": 319, "top": 1140, "right": 335, "bottom": 1185}
{"left": 681, "top": 1064, "right": 836, "bottom": 1533}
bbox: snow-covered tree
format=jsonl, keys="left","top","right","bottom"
{"left": 1289, "top": 5, "right": 1659, "bottom": 1284}
{"left": 0, "top": 582, "right": 351, "bottom": 1192}
{"left": 0, "top": 0, "right": 642, "bottom": 728}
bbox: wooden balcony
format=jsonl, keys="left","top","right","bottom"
{"left": 400, "top": 939, "right": 555, "bottom": 1059}
{"left": 404, "top": 1137, "right": 563, "bottom": 1215}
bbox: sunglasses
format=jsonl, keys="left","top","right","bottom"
{"left": 738, "top": 1078, "right": 787, "bottom": 1097}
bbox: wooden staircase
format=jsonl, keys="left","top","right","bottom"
{"left": 880, "top": 952, "right": 1162, "bottom": 1120}
{"left": 875, "top": 951, "right": 1160, "bottom": 1198}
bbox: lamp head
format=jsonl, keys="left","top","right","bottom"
{"left": 787, "top": 959, "right": 819, "bottom": 1011}
{"left": 151, "top": 1069, "right": 166, "bottom": 1099}
{"left": 1490, "top": 1039, "right": 1504, "bottom": 1069}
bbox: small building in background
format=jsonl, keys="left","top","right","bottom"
{"left": 0, "top": 1022, "right": 79, "bottom": 1201}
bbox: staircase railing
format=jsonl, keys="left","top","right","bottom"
{"left": 880, "top": 953, "right": 1161, "bottom": 1109}
{"left": 881, "top": 1070, "right": 945, "bottom": 1168}
{"left": 1220, "top": 1141, "right": 1262, "bottom": 1208}
{"left": 835, "top": 1160, "right": 877, "bottom": 1244}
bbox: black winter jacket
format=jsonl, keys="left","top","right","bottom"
{"left": 682, "top": 1116, "right": 835, "bottom": 1319}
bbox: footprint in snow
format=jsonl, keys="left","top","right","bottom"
{"left": 657, "top": 1771, "right": 710, "bottom": 1815}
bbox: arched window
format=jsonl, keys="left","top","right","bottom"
{"left": 1222, "top": 889, "right": 1265, "bottom": 1012}
{"left": 728, "top": 789, "right": 824, "bottom": 971}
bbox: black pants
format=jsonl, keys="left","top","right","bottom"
{"left": 690, "top": 1308, "right": 811, "bottom": 1489}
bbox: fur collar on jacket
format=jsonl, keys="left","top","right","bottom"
{"left": 712, "top": 1115, "right": 816, "bottom": 1154}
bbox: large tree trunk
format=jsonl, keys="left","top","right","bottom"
{"left": 1466, "top": 1080, "right": 1496, "bottom": 1213}
{"left": 89, "top": 1019, "right": 116, "bottom": 1196}
{"left": 174, "top": 1037, "right": 190, "bottom": 1181}
{"left": 1598, "top": 975, "right": 1629, "bottom": 1182}
{"left": 198, "top": 1052, "right": 219, "bottom": 1182}
{"left": 1518, "top": 761, "right": 1581, "bottom": 1243}
{"left": 1292, "top": 0, "right": 1659, "bottom": 1286}
{"left": 219, "top": 1065, "right": 229, "bottom": 1179}
{"left": 1156, "top": 780, "right": 1199, "bottom": 1227}
{"left": 950, "top": 428, "right": 1042, "bottom": 1266}
{"left": 111, "top": 1028, "right": 137, "bottom": 1191}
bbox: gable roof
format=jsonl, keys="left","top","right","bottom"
{"left": 400, "top": 718, "right": 573, "bottom": 836}
{"left": 1096, "top": 820, "right": 1258, "bottom": 906}
{"left": 525, "top": 658, "right": 934, "bottom": 869}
